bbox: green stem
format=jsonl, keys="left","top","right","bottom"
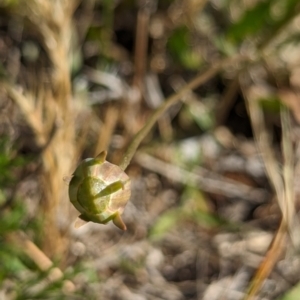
{"left": 119, "top": 54, "right": 247, "bottom": 171}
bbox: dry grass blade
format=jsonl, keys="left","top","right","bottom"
{"left": 8, "top": 232, "right": 76, "bottom": 293}
{"left": 4, "top": 83, "right": 48, "bottom": 147}
{"left": 281, "top": 107, "right": 299, "bottom": 243}
{"left": 3, "top": 0, "right": 81, "bottom": 258}
{"left": 247, "top": 93, "right": 284, "bottom": 209}
{"left": 133, "top": 0, "right": 155, "bottom": 94}
{"left": 243, "top": 88, "right": 297, "bottom": 299}
{"left": 244, "top": 220, "right": 287, "bottom": 300}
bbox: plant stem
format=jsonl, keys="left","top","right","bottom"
{"left": 119, "top": 53, "right": 247, "bottom": 171}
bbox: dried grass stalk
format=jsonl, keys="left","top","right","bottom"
{"left": 5, "top": 0, "right": 80, "bottom": 258}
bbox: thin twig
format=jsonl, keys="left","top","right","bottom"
{"left": 134, "top": 152, "right": 268, "bottom": 203}
{"left": 119, "top": 54, "right": 247, "bottom": 171}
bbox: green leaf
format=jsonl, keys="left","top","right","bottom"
{"left": 167, "top": 26, "right": 202, "bottom": 69}
{"left": 227, "top": 0, "right": 300, "bottom": 44}
{"left": 187, "top": 104, "right": 214, "bottom": 131}
{"left": 280, "top": 282, "right": 300, "bottom": 300}
{"left": 150, "top": 209, "right": 182, "bottom": 239}
{"left": 227, "top": 0, "right": 272, "bottom": 43}
{"left": 0, "top": 203, "right": 26, "bottom": 234}
{"left": 258, "top": 97, "right": 284, "bottom": 113}
{"left": 0, "top": 246, "right": 26, "bottom": 280}
{"left": 181, "top": 187, "right": 222, "bottom": 228}
{"left": 0, "top": 137, "right": 26, "bottom": 186}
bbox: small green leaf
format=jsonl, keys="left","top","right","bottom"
{"left": 227, "top": 0, "right": 272, "bottom": 43}
{"left": 258, "top": 97, "right": 284, "bottom": 113}
{"left": 150, "top": 210, "right": 182, "bottom": 239}
{"left": 280, "top": 282, "right": 300, "bottom": 300}
{"left": 0, "top": 203, "right": 26, "bottom": 234}
{"left": 226, "top": 0, "right": 299, "bottom": 44}
{"left": 167, "top": 26, "right": 202, "bottom": 69}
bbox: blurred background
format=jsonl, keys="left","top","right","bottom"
{"left": 1, "top": 0, "right": 300, "bottom": 299}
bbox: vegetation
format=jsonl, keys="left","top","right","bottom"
{"left": 1, "top": 0, "right": 300, "bottom": 299}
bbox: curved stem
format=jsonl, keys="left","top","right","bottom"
{"left": 119, "top": 54, "right": 247, "bottom": 171}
